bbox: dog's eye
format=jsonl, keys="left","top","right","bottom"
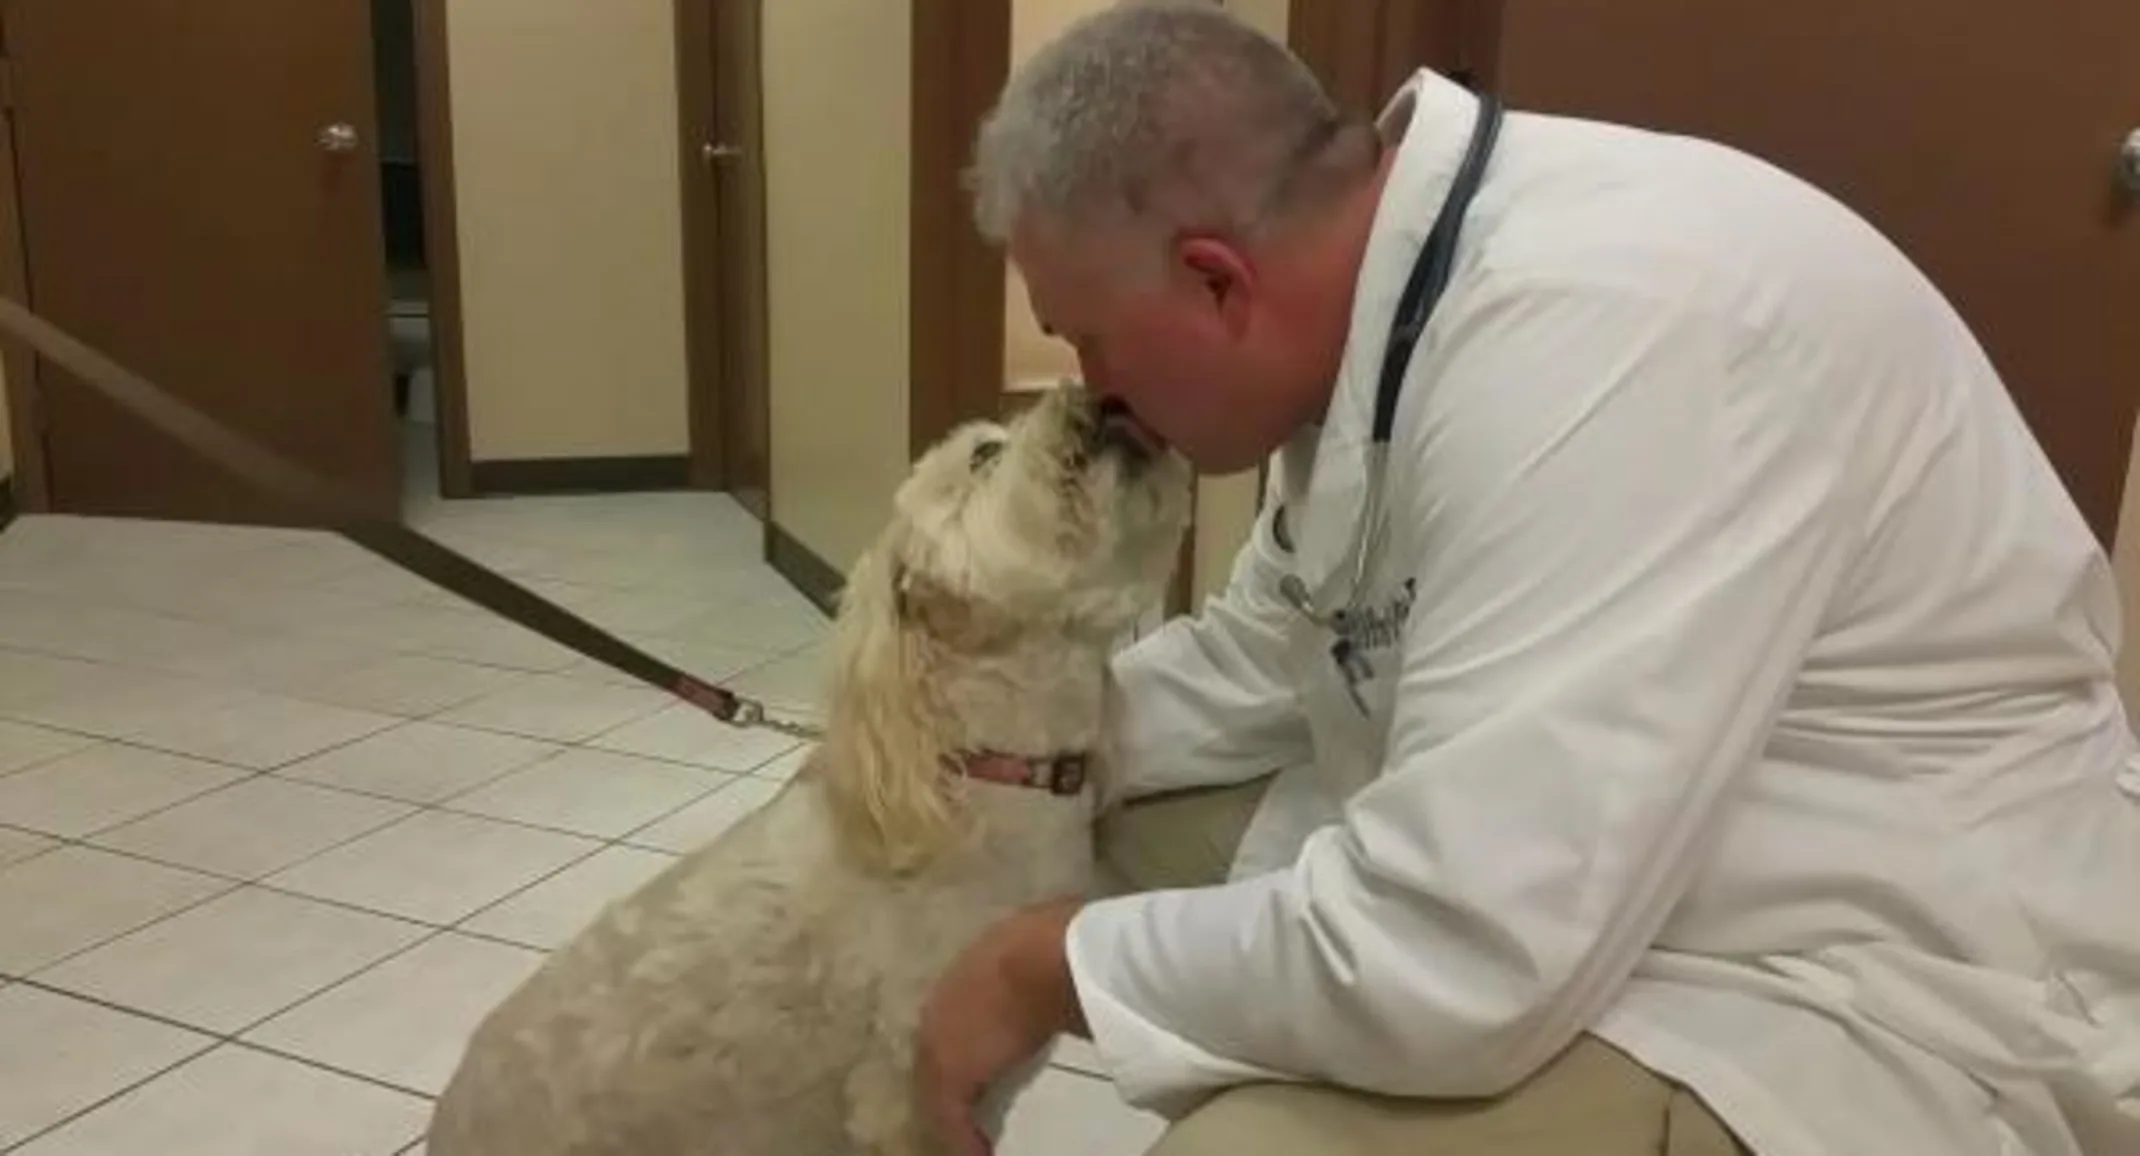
{"left": 969, "top": 439, "right": 1006, "bottom": 472}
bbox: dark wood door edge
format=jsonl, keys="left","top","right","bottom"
{"left": 1455, "top": 0, "right": 1505, "bottom": 92}
{"left": 715, "top": 0, "right": 770, "bottom": 515}
{"left": 765, "top": 517, "right": 844, "bottom": 618}
{"left": 0, "top": 12, "right": 49, "bottom": 512}
{"left": 468, "top": 454, "right": 690, "bottom": 496}
{"left": 0, "top": 473, "right": 17, "bottom": 532}
{"left": 679, "top": 0, "right": 769, "bottom": 514}
{"left": 677, "top": 0, "right": 724, "bottom": 489}
{"left": 908, "top": 0, "right": 1010, "bottom": 460}
{"left": 1288, "top": 0, "right": 1475, "bottom": 115}
{"left": 413, "top": 0, "right": 474, "bottom": 500}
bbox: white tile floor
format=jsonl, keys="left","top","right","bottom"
{"left": 0, "top": 487, "right": 1164, "bottom": 1155}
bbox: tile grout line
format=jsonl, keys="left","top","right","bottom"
{"left": 0, "top": 513, "right": 848, "bottom": 1152}
{"left": 0, "top": 873, "right": 240, "bottom": 998}
{"left": 0, "top": 830, "right": 561, "bottom": 963}
{"left": 0, "top": 744, "right": 768, "bottom": 903}
{"left": 0, "top": 699, "right": 802, "bottom": 844}
{"left": 3, "top": 973, "right": 435, "bottom": 1156}
{"left": 0, "top": 649, "right": 814, "bottom": 910}
{"left": 2, "top": 748, "right": 784, "bottom": 974}
{"left": 7, "top": 946, "right": 1107, "bottom": 1156}
{"left": 0, "top": 697, "right": 410, "bottom": 781}
{"left": 0, "top": 612, "right": 823, "bottom": 737}
{"left": 0, "top": 997, "right": 221, "bottom": 1156}
{"left": 0, "top": 742, "right": 103, "bottom": 785}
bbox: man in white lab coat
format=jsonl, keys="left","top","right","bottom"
{"left": 914, "top": 4, "right": 2140, "bottom": 1154}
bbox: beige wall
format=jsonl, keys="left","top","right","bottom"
{"left": 1003, "top": 0, "right": 1095, "bottom": 390}
{"left": 763, "top": 0, "right": 915, "bottom": 574}
{"left": 1228, "top": 0, "right": 1290, "bottom": 40}
{"left": 445, "top": 0, "right": 690, "bottom": 462}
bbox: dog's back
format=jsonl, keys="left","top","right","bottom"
{"left": 428, "top": 759, "right": 1093, "bottom": 1156}
{"left": 427, "top": 773, "right": 875, "bottom": 1155}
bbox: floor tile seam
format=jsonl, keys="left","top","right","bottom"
{"left": 254, "top": 765, "right": 748, "bottom": 847}
{"left": 0, "top": 988, "right": 221, "bottom": 1155}
{"left": 0, "top": 871, "right": 240, "bottom": 983}
{"left": 0, "top": 693, "right": 410, "bottom": 776}
{"left": 0, "top": 836, "right": 482, "bottom": 974}
{"left": 564, "top": 720, "right": 807, "bottom": 775}
{"left": 4, "top": 731, "right": 789, "bottom": 885}
{"left": 426, "top": 774, "right": 736, "bottom": 842}
{"left": 0, "top": 768, "right": 276, "bottom": 847}
{"left": 4, "top": 973, "right": 438, "bottom": 1152}
{"left": 247, "top": 828, "right": 613, "bottom": 934}
{"left": 0, "top": 710, "right": 513, "bottom": 843}
{"left": 3, "top": 802, "right": 642, "bottom": 923}
{"left": 66, "top": 776, "right": 420, "bottom": 878}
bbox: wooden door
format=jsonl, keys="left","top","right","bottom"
{"left": 1472, "top": 0, "right": 2140, "bottom": 544}
{"left": 678, "top": 0, "right": 772, "bottom": 519}
{"left": 1288, "top": 0, "right": 1491, "bottom": 114}
{"left": 9, "top": 0, "right": 399, "bottom": 523}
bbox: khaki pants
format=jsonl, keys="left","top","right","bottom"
{"left": 1095, "top": 780, "right": 1748, "bottom": 1156}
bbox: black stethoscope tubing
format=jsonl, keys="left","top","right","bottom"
{"left": 1280, "top": 90, "right": 1505, "bottom": 629}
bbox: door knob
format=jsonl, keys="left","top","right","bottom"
{"left": 700, "top": 141, "right": 744, "bottom": 164}
{"left": 2122, "top": 129, "right": 2140, "bottom": 194}
{"left": 318, "top": 123, "right": 361, "bottom": 154}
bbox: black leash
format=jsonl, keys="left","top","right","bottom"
{"left": 0, "top": 296, "right": 821, "bottom": 740}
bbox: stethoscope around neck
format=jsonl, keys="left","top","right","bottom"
{"left": 1278, "top": 91, "right": 1506, "bottom": 634}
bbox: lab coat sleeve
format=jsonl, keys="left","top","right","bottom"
{"left": 1067, "top": 278, "right": 1875, "bottom": 1114}
{"left": 1106, "top": 481, "right": 1315, "bottom": 800}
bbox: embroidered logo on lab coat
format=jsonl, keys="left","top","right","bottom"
{"left": 1329, "top": 579, "right": 1417, "bottom": 715}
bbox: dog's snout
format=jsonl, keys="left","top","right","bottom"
{"left": 1090, "top": 397, "right": 1156, "bottom": 464}
{"left": 1022, "top": 384, "right": 1160, "bottom": 472}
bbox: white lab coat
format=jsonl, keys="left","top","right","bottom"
{"left": 1069, "top": 69, "right": 2140, "bottom": 1156}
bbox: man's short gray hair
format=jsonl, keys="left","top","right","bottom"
{"left": 969, "top": 0, "right": 1355, "bottom": 250}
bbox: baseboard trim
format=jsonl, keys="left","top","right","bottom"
{"left": 0, "top": 474, "right": 16, "bottom": 534}
{"left": 467, "top": 455, "right": 690, "bottom": 496}
{"left": 765, "top": 520, "right": 844, "bottom": 617}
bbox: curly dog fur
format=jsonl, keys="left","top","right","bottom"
{"left": 427, "top": 385, "right": 1192, "bottom": 1156}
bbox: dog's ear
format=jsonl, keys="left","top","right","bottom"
{"left": 817, "top": 549, "right": 968, "bottom": 874}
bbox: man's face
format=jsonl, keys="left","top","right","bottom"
{"left": 1009, "top": 221, "right": 1301, "bottom": 476}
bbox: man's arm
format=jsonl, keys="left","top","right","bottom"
{"left": 1107, "top": 473, "right": 1315, "bottom": 801}
{"left": 1067, "top": 279, "right": 1875, "bottom": 1114}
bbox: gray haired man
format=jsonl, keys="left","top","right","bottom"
{"left": 913, "top": 3, "right": 2140, "bottom": 1154}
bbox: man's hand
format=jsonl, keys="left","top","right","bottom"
{"left": 917, "top": 898, "right": 1089, "bottom": 1156}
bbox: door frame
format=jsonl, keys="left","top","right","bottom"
{"left": 0, "top": 0, "right": 476, "bottom": 511}
{"left": 909, "top": 0, "right": 1011, "bottom": 464}
{"left": 1286, "top": 0, "right": 1494, "bottom": 110}
{"left": 676, "top": 0, "right": 772, "bottom": 519}
{"left": 412, "top": 0, "right": 475, "bottom": 500}
{"left": 0, "top": 10, "right": 50, "bottom": 511}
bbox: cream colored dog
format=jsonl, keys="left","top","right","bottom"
{"left": 427, "top": 385, "right": 1192, "bottom": 1156}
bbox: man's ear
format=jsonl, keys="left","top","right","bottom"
{"left": 1175, "top": 236, "right": 1255, "bottom": 337}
